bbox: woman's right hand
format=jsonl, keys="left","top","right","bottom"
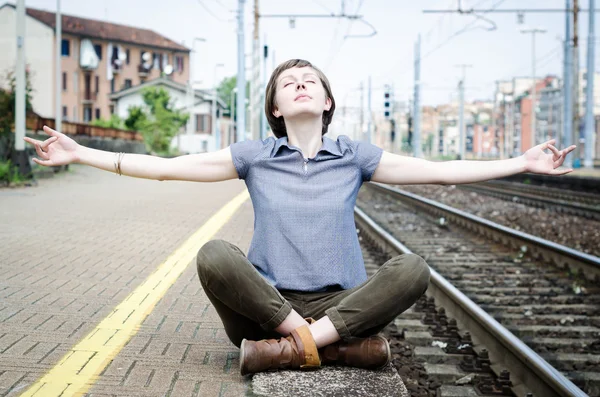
{"left": 23, "top": 125, "right": 81, "bottom": 167}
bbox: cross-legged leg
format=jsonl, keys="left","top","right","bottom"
{"left": 196, "top": 239, "right": 307, "bottom": 347}
{"left": 312, "top": 253, "right": 430, "bottom": 340}
{"left": 322, "top": 254, "right": 430, "bottom": 339}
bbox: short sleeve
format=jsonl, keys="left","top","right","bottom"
{"left": 355, "top": 140, "right": 384, "bottom": 182}
{"left": 229, "top": 139, "right": 266, "bottom": 180}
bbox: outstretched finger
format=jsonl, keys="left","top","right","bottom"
{"left": 34, "top": 142, "right": 50, "bottom": 160}
{"left": 31, "top": 156, "right": 54, "bottom": 167}
{"left": 550, "top": 167, "right": 573, "bottom": 176}
{"left": 40, "top": 136, "right": 58, "bottom": 149}
{"left": 539, "top": 139, "right": 557, "bottom": 150}
{"left": 42, "top": 125, "right": 62, "bottom": 138}
{"left": 548, "top": 144, "right": 561, "bottom": 160}
{"left": 23, "top": 136, "right": 43, "bottom": 147}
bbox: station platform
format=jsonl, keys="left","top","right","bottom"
{"left": 0, "top": 164, "right": 407, "bottom": 397}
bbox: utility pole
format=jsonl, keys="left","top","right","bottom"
{"left": 573, "top": 0, "right": 580, "bottom": 162}
{"left": 15, "top": 0, "right": 25, "bottom": 153}
{"left": 251, "top": 0, "right": 260, "bottom": 140}
{"left": 413, "top": 34, "right": 422, "bottom": 158}
{"left": 55, "top": 0, "right": 62, "bottom": 133}
{"left": 237, "top": 0, "right": 246, "bottom": 142}
{"left": 584, "top": 0, "right": 596, "bottom": 168}
{"left": 455, "top": 64, "right": 472, "bottom": 159}
{"left": 520, "top": 27, "right": 546, "bottom": 150}
{"left": 564, "top": 0, "right": 574, "bottom": 167}
{"left": 261, "top": 41, "right": 268, "bottom": 140}
{"left": 367, "top": 75, "right": 372, "bottom": 144}
{"left": 359, "top": 81, "right": 364, "bottom": 140}
{"left": 213, "top": 63, "right": 224, "bottom": 150}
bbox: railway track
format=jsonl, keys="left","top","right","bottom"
{"left": 459, "top": 181, "right": 600, "bottom": 220}
{"left": 355, "top": 182, "right": 600, "bottom": 397}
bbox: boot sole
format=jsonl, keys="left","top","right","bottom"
{"left": 239, "top": 338, "right": 248, "bottom": 376}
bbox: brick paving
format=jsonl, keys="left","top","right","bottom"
{"left": 0, "top": 164, "right": 250, "bottom": 396}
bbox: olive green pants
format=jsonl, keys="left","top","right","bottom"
{"left": 196, "top": 239, "right": 430, "bottom": 347}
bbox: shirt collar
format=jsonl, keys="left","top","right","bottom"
{"left": 273, "top": 135, "right": 343, "bottom": 159}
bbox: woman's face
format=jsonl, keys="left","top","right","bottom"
{"left": 272, "top": 66, "right": 332, "bottom": 121}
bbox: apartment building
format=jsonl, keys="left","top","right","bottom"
{"left": 0, "top": 3, "right": 190, "bottom": 123}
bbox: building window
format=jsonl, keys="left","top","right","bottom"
{"left": 84, "top": 107, "right": 92, "bottom": 122}
{"left": 195, "top": 114, "right": 211, "bottom": 133}
{"left": 152, "top": 52, "right": 159, "bottom": 69}
{"left": 124, "top": 79, "right": 132, "bottom": 89}
{"left": 95, "top": 108, "right": 100, "bottom": 120}
{"left": 62, "top": 106, "right": 67, "bottom": 118}
{"left": 109, "top": 104, "right": 115, "bottom": 115}
{"left": 95, "top": 75, "right": 99, "bottom": 93}
{"left": 61, "top": 39, "right": 70, "bottom": 56}
{"left": 94, "top": 44, "right": 102, "bottom": 60}
{"left": 110, "top": 79, "right": 115, "bottom": 93}
{"left": 62, "top": 72, "right": 67, "bottom": 91}
{"left": 175, "top": 55, "right": 184, "bottom": 73}
{"left": 125, "top": 49, "right": 130, "bottom": 65}
{"left": 73, "top": 106, "right": 77, "bottom": 122}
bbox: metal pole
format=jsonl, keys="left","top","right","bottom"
{"left": 521, "top": 28, "right": 546, "bottom": 150}
{"left": 359, "top": 81, "right": 364, "bottom": 140}
{"left": 458, "top": 79, "right": 464, "bottom": 159}
{"left": 367, "top": 75, "right": 372, "bottom": 144}
{"left": 237, "top": 0, "right": 246, "bottom": 142}
{"left": 55, "top": 0, "right": 62, "bottom": 132}
{"left": 251, "top": 0, "right": 260, "bottom": 140}
{"left": 564, "top": 0, "right": 574, "bottom": 167}
{"left": 230, "top": 88, "right": 237, "bottom": 143}
{"left": 573, "top": 0, "right": 580, "bottom": 162}
{"left": 531, "top": 32, "right": 537, "bottom": 148}
{"left": 504, "top": 94, "right": 510, "bottom": 158}
{"left": 15, "top": 0, "right": 25, "bottom": 152}
{"left": 414, "top": 34, "right": 422, "bottom": 158}
{"left": 261, "top": 41, "right": 268, "bottom": 140}
{"left": 584, "top": 0, "right": 595, "bottom": 167}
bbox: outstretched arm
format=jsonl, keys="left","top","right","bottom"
{"left": 371, "top": 139, "right": 576, "bottom": 185}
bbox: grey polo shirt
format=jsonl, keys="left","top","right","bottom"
{"left": 230, "top": 134, "right": 383, "bottom": 292}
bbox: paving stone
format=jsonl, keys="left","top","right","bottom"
{"left": 251, "top": 364, "right": 408, "bottom": 397}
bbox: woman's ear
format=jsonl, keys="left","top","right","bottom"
{"left": 324, "top": 97, "right": 332, "bottom": 111}
{"left": 273, "top": 107, "right": 282, "bottom": 118}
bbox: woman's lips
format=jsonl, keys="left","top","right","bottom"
{"left": 295, "top": 94, "right": 311, "bottom": 101}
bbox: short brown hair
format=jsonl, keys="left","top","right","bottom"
{"left": 265, "top": 59, "right": 336, "bottom": 138}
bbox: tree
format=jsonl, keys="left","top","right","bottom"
{"left": 131, "top": 86, "right": 189, "bottom": 156}
{"left": 91, "top": 114, "right": 126, "bottom": 129}
{"left": 217, "top": 76, "right": 250, "bottom": 120}
{"left": 0, "top": 69, "right": 34, "bottom": 157}
{"left": 0, "top": 69, "right": 34, "bottom": 183}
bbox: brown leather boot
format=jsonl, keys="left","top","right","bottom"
{"left": 239, "top": 324, "right": 321, "bottom": 375}
{"left": 319, "top": 335, "right": 391, "bottom": 370}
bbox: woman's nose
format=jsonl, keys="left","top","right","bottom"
{"left": 296, "top": 82, "right": 306, "bottom": 90}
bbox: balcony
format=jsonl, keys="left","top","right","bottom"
{"left": 138, "top": 64, "right": 151, "bottom": 77}
{"left": 82, "top": 92, "right": 97, "bottom": 104}
{"left": 111, "top": 61, "right": 122, "bottom": 74}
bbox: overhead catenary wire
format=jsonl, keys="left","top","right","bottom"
{"left": 195, "top": 0, "right": 228, "bottom": 22}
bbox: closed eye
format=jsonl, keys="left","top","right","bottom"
{"left": 307, "top": 80, "right": 316, "bottom": 84}
{"left": 284, "top": 82, "right": 293, "bottom": 87}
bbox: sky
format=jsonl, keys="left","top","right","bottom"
{"left": 19, "top": 0, "right": 597, "bottom": 112}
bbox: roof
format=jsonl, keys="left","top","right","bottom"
{"left": 1, "top": 3, "right": 189, "bottom": 52}
{"left": 109, "top": 77, "right": 228, "bottom": 109}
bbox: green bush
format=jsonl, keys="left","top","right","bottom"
{"left": 0, "top": 159, "right": 28, "bottom": 187}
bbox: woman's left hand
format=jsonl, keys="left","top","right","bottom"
{"left": 522, "top": 139, "right": 577, "bottom": 175}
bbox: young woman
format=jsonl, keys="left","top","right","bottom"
{"left": 25, "top": 59, "right": 576, "bottom": 376}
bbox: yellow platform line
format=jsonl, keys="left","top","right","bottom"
{"left": 20, "top": 190, "right": 250, "bottom": 397}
